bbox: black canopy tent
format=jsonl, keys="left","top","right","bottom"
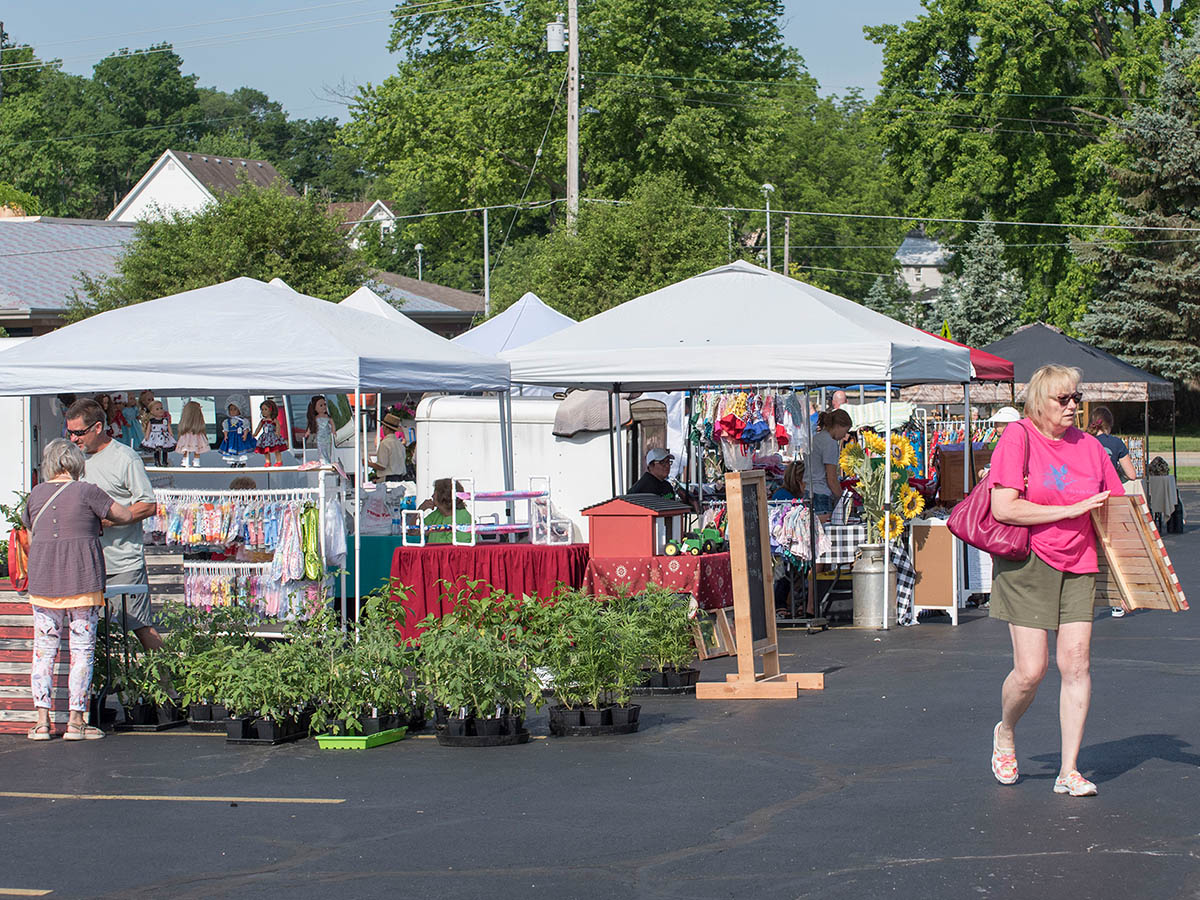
{"left": 982, "top": 323, "right": 1176, "bottom": 474}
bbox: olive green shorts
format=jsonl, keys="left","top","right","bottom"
{"left": 989, "top": 552, "right": 1095, "bottom": 631}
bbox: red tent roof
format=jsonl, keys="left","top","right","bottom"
{"left": 924, "top": 332, "right": 1014, "bottom": 381}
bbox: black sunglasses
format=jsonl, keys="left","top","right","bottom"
{"left": 66, "top": 423, "right": 98, "bottom": 437}
{"left": 1054, "top": 391, "right": 1084, "bottom": 406}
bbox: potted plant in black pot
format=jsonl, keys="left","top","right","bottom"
{"left": 537, "top": 589, "right": 643, "bottom": 735}
{"left": 313, "top": 595, "right": 417, "bottom": 738}
{"left": 636, "top": 584, "right": 700, "bottom": 691}
{"left": 115, "top": 645, "right": 186, "bottom": 731}
{"left": 416, "top": 581, "right": 541, "bottom": 746}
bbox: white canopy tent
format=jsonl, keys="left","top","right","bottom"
{"left": 338, "top": 284, "right": 411, "bottom": 325}
{"left": 502, "top": 260, "right": 972, "bottom": 630}
{"left": 502, "top": 260, "right": 971, "bottom": 390}
{"left": 0, "top": 277, "right": 509, "bottom": 395}
{"left": 0, "top": 276, "right": 512, "bottom": 618}
{"left": 453, "top": 291, "right": 576, "bottom": 399}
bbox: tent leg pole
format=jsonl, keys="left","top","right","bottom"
{"left": 883, "top": 381, "right": 893, "bottom": 631}
{"left": 608, "top": 391, "right": 617, "bottom": 496}
{"left": 614, "top": 386, "right": 625, "bottom": 494}
{"left": 1172, "top": 397, "right": 1178, "bottom": 478}
{"left": 963, "top": 381, "right": 972, "bottom": 497}
{"left": 805, "top": 386, "right": 817, "bottom": 620}
{"left": 354, "top": 384, "right": 362, "bottom": 630}
{"left": 1144, "top": 398, "right": 1150, "bottom": 485}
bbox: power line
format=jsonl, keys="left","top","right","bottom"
{"left": 580, "top": 197, "right": 1200, "bottom": 233}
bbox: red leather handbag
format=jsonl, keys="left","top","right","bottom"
{"left": 946, "top": 423, "right": 1031, "bottom": 561}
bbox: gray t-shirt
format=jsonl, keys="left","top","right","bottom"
{"left": 809, "top": 430, "right": 842, "bottom": 497}
{"left": 82, "top": 438, "right": 154, "bottom": 576}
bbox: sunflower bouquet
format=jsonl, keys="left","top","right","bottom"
{"left": 838, "top": 431, "right": 925, "bottom": 543}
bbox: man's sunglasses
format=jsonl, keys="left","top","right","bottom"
{"left": 66, "top": 423, "right": 98, "bottom": 437}
{"left": 1054, "top": 392, "right": 1084, "bottom": 406}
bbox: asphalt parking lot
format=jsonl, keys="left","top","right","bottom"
{"left": 1, "top": 492, "right": 1197, "bottom": 900}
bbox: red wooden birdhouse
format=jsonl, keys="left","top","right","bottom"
{"left": 581, "top": 493, "right": 692, "bottom": 558}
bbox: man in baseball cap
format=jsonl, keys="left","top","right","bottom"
{"left": 629, "top": 447, "right": 675, "bottom": 498}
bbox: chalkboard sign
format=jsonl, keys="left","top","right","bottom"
{"left": 696, "top": 470, "right": 824, "bottom": 700}
{"left": 741, "top": 479, "right": 768, "bottom": 643}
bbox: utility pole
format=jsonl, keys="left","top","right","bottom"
{"left": 784, "top": 216, "right": 791, "bottom": 275}
{"left": 566, "top": 0, "right": 580, "bottom": 227}
{"left": 482, "top": 207, "right": 491, "bottom": 317}
{"left": 761, "top": 183, "right": 775, "bottom": 271}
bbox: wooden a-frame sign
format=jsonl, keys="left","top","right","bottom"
{"left": 1092, "top": 494, "right": 1188, "bottom": 613}
{"left": 696, "top": 470, "right": 824, "bottom": 699}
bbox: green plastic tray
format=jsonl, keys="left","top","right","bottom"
{"left": 315, "top": 726, "right": 407, "bottom": 750}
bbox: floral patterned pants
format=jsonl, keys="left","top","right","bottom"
{"left": 31, "top": 606, "right": 100, "bottom": 713}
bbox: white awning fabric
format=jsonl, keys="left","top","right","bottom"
{"left": 452, "top": 292, "right": 575, "bottom": 355}
{"left": 502, "top": 260, "right": 971, "bottom": 390}
{"left": 0, "top": 277, "right": 510, "bottom": 395}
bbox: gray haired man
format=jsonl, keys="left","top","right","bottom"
{"left": 64, "top": 397, "right": 161, "bottom": 651}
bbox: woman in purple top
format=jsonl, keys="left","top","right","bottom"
{"left": 22, "top": 439, "right": 134, "bottom": 741}
{"left": 986, "top": 365, "right": 1123, "bottom": 797}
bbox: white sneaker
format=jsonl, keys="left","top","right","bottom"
{"left": 1111, "top": 607, "right": 1126, "bottom": 618}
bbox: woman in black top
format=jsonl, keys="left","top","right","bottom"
{"left": 1087, "top": 406, "right": 1138, "bottom": 619}
{"left": 1087, "top": 406, "right": 1137, "bottom": 483}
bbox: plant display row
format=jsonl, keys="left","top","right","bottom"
{"left": 99, "top": 579, "right": 699, "bottom": 739}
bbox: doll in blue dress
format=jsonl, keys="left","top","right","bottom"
{"left": 218, "top": 395, "right": 257, "bottom": 466}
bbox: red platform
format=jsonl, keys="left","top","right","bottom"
{"left": 582, "top": 552, "right": 734, "bottom": 611}
{"left": 387, "top": 544, "right": 591, "bottom": 642}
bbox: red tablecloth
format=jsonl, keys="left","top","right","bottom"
{"left": 583, "top": 553, "right": 733, "bottom": 610}
{"left": 388, "top": 543, "right": 590, "bottom": 641}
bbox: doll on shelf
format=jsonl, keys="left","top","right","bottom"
{"left": 253, "top": 399, "right": 288, "bottom": 467}
{"left": 175, "top": 400, "right": 210, "bottom": 468}
{"left": 304, "top": 395, "right": 334, "bottom": 464}
{"left": 218, "top": 395, "right": 257, "bottom": 467}
{"left": 139, "top": 399, "right": 176, "bottom": 466}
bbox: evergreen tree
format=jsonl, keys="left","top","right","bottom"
{"left": 1077, "top": 33, "right": 1200, "bottom": 386}
{"left": 938, "top": 219, "right": 1023, "bottom": 346}
{"left": 862, "top": 274, "right": 926, "bottom": 329}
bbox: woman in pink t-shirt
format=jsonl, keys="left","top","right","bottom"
{"left": 987, "top": 364, "right": 1123, "bottom": 798}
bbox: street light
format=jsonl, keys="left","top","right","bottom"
{"left": 761, "top": 183, "right": 775, "bottom": 272}
{"left": 414, "top": 243, "right": 424, "bottom": 281}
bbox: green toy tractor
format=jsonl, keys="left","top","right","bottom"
{"left": 664, "top": 526, "right": 726, "bottom": 557}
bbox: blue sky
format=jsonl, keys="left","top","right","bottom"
{"left": 4, "top": 1, "right": 926, "bottom": 121}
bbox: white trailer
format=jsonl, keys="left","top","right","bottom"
{"left": 415, "top": 395, "right": 626, "bottom": 541}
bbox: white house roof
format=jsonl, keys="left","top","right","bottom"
{"left": 895, "top": 228, "right": 954, "bottom": 268}
{"left": 501, "top": 260, "right": 971, "bottom": 389}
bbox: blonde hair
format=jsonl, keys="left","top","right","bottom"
{"left": 1024, "top": 364, "right": 1082, "bottom": 424}
{"left": 178, "top": 401, "right": 206, "bottom": 436}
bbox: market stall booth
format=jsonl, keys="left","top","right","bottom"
{"left": 982, "top": 323, "right": 1175, "bottom": 474}
{"left": 502, "top": 260, "right": 972, "bottom": 628}
{"left": 0, "top": 276, "right": 513, "bottom": 624}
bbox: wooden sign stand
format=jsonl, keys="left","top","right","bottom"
{"left": 697, "top": 470, "right": 824, "bottom": 699}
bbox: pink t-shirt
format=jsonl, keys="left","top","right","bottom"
{"left": 988, "top": 421, "right": 1124, "bottom": 574}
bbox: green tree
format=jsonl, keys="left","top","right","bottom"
{"left": 340, "top": 0, "right": 803, "bottom": 289}
{"left": 938, "top": 218, "right": 1024, "bottom": 346}
{"left": 0, "top": 41, "right": 100, "bottom": 216}
{"left": 85, "top": 45, "right": 206, "bottom": 213}
{"left": 0, "top": 181, "right": 40, "bottom": 215}
{"left": 862, "top": 273, "right": 928, "bottom": 328}
{"left": 866, "top": 1, "right": 1192, "bottom": 328}
{"left": 490, "top": 172, "right": 728, "bottom": 319}
{"left": 68, "top": 183, "right": 365, "bottom": 320}
{"left": 762, "top": 90, "right": 909, "bottom": 301}
{"left": 1077, "top": 32, "right": 1200, "bottom": 386}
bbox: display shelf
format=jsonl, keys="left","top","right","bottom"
{"left": 146, "top": 464, "right": 336, "bottom": 474}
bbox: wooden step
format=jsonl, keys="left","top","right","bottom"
{"left": 0, "top": 709, "right": 71, "bottom": 734}
{"left": 0, "top": 614, "right": 33, "bottom": 626}
{"left": 0, "top": 661, "right": 69, "bottom": 675}
{"left": 0, "top": 672, "right": 68, "bottom": 687}
{"left": 0, "top": 686, "right": 68, "bottom": 700}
